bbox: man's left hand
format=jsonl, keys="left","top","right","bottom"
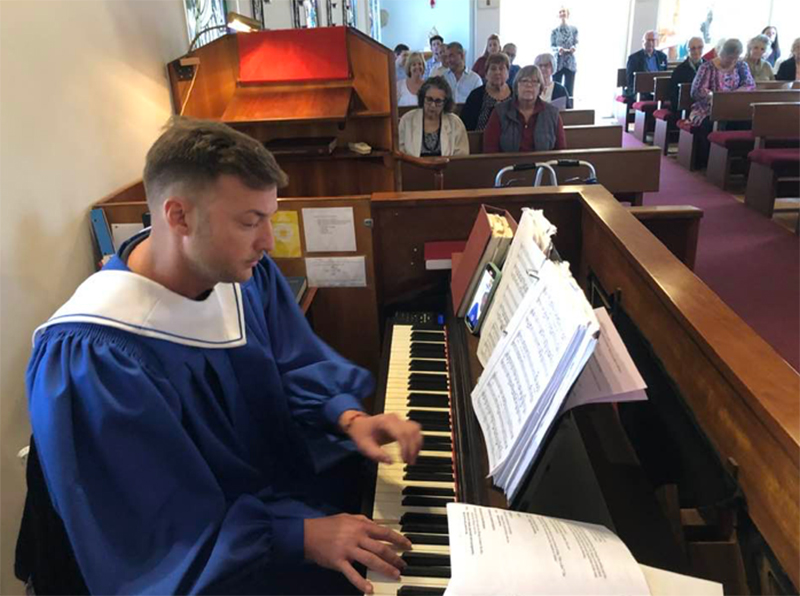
{"left": 340, "top": 412, "right": 423, "bottom": 465}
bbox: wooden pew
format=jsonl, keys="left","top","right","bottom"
{"left": 400, "top": 146, "right": 662, "bottom": 205}
{"left": 706, "top": 89, "right": 800, "bottom": 189}
{"left": 466, "top": 124, "right": 623, "bottom": 153}
{"left": 655, "top": 82, "right": 692, "bottom": 155}
{"left": 745, "top": 102, "right": 800, "bottom": 220}
{"left": 633, "top": 75, "right": 671, "bottom": 142}
{"left": 369, "top": 185, "right": 799, "bottom": 593}
{"left": 627, "top": 205, "right": 702, "bottom": 270}
{"left": 756, "top": 80, "right": 800, "bottom": 90}
{"left": 399, "top": 105, "right": 594, "bottom": 126}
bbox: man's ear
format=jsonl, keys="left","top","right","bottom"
{"left": 163, "top": 196, "right": 193, "bottom": 236}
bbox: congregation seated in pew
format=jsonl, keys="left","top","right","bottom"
{"left": 398, "top": 76, "right": 469, "bottom": 157}
{"left": 396, "top": 51, "right": 426, "bottom": 107}
{"left": 745, "top": 34, "right": 776, "bottom": 82}
{"left": 483, "top": 65, "right": 567, "bottom": 153}
{"left": 625, "top": 30, "right": 669, "bottom": 99}
{"left": 776, "top": 37, "right": 800, "bottom": 81}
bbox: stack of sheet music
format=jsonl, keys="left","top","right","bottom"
{"left": 470, "top": 209, "right": 600, "bottom": 500}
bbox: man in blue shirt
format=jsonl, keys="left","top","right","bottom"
{"left": 424, "top": 35, "right": 445, "bottom": 78}
{"left": 625, "top": 30, "right": 669, "bottom": 98}
{"left": 24, "top": 118, "right": 422, "bottom": 595}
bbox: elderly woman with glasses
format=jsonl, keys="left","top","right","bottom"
{"left": 745, "top": 35, "right": 775, "bottom": 81}
{"left": 398, "top": 76, "right": 469, "bottom": 157}
{"left": 534, "top": 53, "right": 572, "bottom": 108}
{"left": 460, "top": 52, "right": 513, "bottom": 131}
{"left": 483, "top": 65, "right": 567, "bottom": 153}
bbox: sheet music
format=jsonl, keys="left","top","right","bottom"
{"left": 561, "top": 307, "right": 648, "bottom": 412}
{"left": 471, "top": 260, "right": 595, "bottom": 475}
{"left": 444, "top": 503, "right": 651, "bottom": 596}
{"left": 477, "top": 209, "right": 554, "bottom": 366}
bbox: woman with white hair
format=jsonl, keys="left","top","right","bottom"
{"left": 690, "top": 38, "right": 755, "bottom": 128}
{"left": 483, "top": 64, "right": 567, "bottom": 152}
{"left": 745, "top": 35, "right": 775, "bottom": 81}
{"left": 533, "top": 53, "right": 572, "bottom": 108}
{"left": 689, "top": 38, "right": 755, "bottom": 166}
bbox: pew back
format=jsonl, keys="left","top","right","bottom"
{"left": 634, "top": 70, "right": 673, "bottom": 95}
{"left": 400, "top": 146, "right": 662, "bottom": 204}
{"left": 756, "top": 81, "right": 800, "bottom": 90}
{"left": 710, "top": 89, "right": 800, "bottom": 124}
{"left": 617, "top": 67, "right": 627, "bottom": 87}
{"left": 466, "top": 124, "right": 623, "bottom": 153}
{"left": 560, "top": 109, "right": 595, "bottom": 125}
{"left": 654, "top": 75, "right": 671, "bottom": 103}
{"left": 752, "top": 102, "right": 800, "bottom": 140}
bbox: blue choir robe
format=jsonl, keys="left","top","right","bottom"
{"left": 27, "top": 231, "right": 374, "bottom": 594}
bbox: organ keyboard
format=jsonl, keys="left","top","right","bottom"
{"left": 367, "top": 313, "right": 455, "bottom": 595}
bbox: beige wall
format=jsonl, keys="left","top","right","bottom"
{"left": 0, "top": 1, "right": 187, "bottom": 592}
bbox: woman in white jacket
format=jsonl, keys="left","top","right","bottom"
{"left": 398, "top": 76, "right": 469, "bottom": 157}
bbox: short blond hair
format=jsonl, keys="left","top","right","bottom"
{"left": 404, "top": 52, "right": 425, "bottom": 77}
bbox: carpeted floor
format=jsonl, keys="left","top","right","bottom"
{"left": 623, "top": 132, "right": 799, "bottom": 371}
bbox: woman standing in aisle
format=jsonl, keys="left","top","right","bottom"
{"left": 550, "top": 7, "right": 578, "bottom": 98}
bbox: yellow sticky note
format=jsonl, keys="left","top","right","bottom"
{"left": 270, "top": 211, "right": 302, "bottom": 258}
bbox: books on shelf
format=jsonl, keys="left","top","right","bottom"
{"left": 424, "top": 240, "right": 467, "bottom": 270}
{"left": 450, "top": 205, "right": 517, "bottom": 317}
{"left": 443, "top": 503, "right": 723, "bottom": 596}
{"left": 286, "top": 276, "right": 308, "bottom": 304}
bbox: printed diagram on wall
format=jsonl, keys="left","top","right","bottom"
{"left": 184, "top": 0, "right": 228, "bottom": 49}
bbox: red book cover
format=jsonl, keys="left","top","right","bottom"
{"left": 425, "top": 241, "right": 467, "bottom": 270}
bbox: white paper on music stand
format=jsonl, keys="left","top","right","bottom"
{"left": 301, "top": 207, "right": 357, "bottom": 252}
{"left": 561, "top": 307, "right": 648, "bottom": 413}
{"left": 477, "top": 209, "right": 549, "bottom": 366}
{"left": 443, "top": 503, "right": 651, "bottom": 596}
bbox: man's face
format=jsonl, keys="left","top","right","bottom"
{"left": 503, "top": 44, "right": 517, "bottom": 64}
{"left": 185, "top": 175, "right": 278, "bottom": 285}
{"left": 396, "top": 50, "right": 408, "bottom": 68}
{"left": 643, "top": 32, "right": 657, "bottom": 54}
{"left": 449, "top": 48, "right": 465, "bottom": 71}
{"left": 431, "top": 39, "right": 443, "bottom": 60}
{"left": 688, "top": 39, "right": 704, "bottom": 62}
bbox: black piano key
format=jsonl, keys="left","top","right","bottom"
{"left": 402, "top": 496, "right": 454, "bottom": 508}
{"left": 409, "top": 359, "right": 447, "bottom": 372}
{"left": 404, "top": 471, "right": 455, "bottom": 482}
{"left": 410, "top": 332, "right": 445, "bottom": 342}
{"left": 418, "top": 421, "right": 452, "bottom": 432}
{"left": 409, "top": 372, "right": 448, "bottom": 382}
{"left": 402, "top": 513, "right": 448, "bottom": 525}
{"left": 407, "top": 394, "right": 450, "bottom": 408}
{"left": 398, "top": 587, "right": 446, "bottom": 596}
{"left": 410, "top": 344, "right": 446, "bottom": 357}
{"left": 400, "top": 522, "right": 449, "bottom": 534}
{"left": 408, "top": 380, "right": 449, "bottom": 392}
{"left": 405, "top": 463, "right": 452, "bottom": 474}
{"left": 402, "top": 553, "right": 451, "bottom": 567}
{"left": 408, "top": 410, "right": 450, "bottom": 423}
{"left": 402, "top": 566, "right": 451, "bottom": 578}
{"left": 415, "top": 455, "right": 453, "bottom": 466}
{"left": 402, "top": 486, "right": 455, "bottom": 497}
{"left": 404, "top": 532, "right": 450, "bottom": 545}
{"left": 420, "top": 441, "right": 451, "bottom": 451}
{"left": 420, "top": 435, "right": 450, "bottom": 444}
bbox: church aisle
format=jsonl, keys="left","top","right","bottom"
{"left": 623, "top": 132, "right": 799, "bottom": 371}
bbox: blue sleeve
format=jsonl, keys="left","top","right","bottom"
{"left": 252, "top": 258, "right": 374, "bottom": 466}
{"left": 27, "top": 327, "right": 309, "bottom": 595}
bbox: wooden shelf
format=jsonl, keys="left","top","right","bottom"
{"left": 275, "top": 148, "right": 390, "bottom": 162}
{"left": 222, "top": 86, "right": 353, "bottom": 123}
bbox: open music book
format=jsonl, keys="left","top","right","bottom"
{"left": 444, "top": 503, "right": 723, "bottom": 596}
{"left": 471, "top": 256, "right": 600, "bottom": 500}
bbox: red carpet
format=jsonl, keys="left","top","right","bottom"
{"left": 624, "top": 133, "right": 800, "bottom": 370}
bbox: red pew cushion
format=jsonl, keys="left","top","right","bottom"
{"left": 708, "top": 130, "right": 755, "bottom": 149}
{"left": 616, "top": 94, "right": 633, "bottom": 104}
{"left": 632, "top": 100, "right": 658, "bottom": 113}
{"left": 654, "top": 109, "right": 676, "bottom": 121}
{"left": 748, "top": 148, "right": 800, "bottom": 167}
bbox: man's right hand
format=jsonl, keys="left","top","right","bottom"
{"left": 304, "top": 514, "right": 412, "bottom": 594}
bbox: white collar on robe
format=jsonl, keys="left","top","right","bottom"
{"left": 33, "top": 269, "right": 247, "bottom": 349}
